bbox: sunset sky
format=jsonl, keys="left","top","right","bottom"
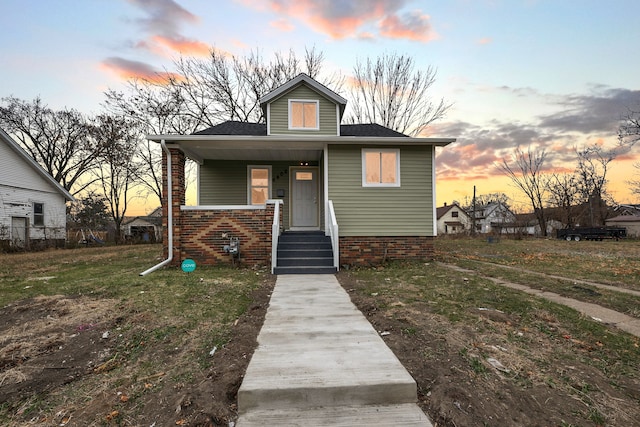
{"left": 1, "top": 0, "right": 639, "bottom": 214}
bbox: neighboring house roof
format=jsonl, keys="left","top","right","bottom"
{"left": 258, "top": 73, "right": 348, "bottom": 119}
{"left": 0, "top": 128, "right": 75, "bottom": 202}
{"left": 606, "top": 215, "right": 640, "bottom": 223}
{"left": 436, "top": 204, "right": 456, "bottom": 220}
{"left": 194, "top": 121, "right": 408, "bottom": 138}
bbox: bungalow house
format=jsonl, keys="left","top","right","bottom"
{"left": 144, "top": 74, "right": 454, "bottom": 275}
{"left": 436, "top": 202, "right": 471, "bottom": 234}
{"left": 0, "top": 128, "right": 75, "bottom": 250}
{"left": 122, "top": 207, "right": 163, "bottom": 242}
{"left": 470, "top": 201, "right": 516, "bottom": 234}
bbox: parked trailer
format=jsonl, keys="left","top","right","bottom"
{"left": 556, "top": 227, "right": 626, "bottom": 241}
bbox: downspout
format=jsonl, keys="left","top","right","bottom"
{"left": 140, "top": 139, "right": 173, "bottom": 276}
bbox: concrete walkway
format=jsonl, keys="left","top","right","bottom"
{"left": 441, "top": 263, "right": 640, "bottom": 338}
{"left": 236, "top": 274, "right": 432, "bottom": 426}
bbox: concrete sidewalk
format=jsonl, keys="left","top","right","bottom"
{"left": 236, "top": 274, "right": 432, "bottom": 426}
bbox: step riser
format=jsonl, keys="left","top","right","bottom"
{"left": 278, "top": 250, "right": 333, "bottom": 258}
{"left": 279, "top": 235, "right": 330, "bottom": 243}
{"left": 278, "top": 258, "right": 334, "bottom": 267}
{"left": 274, "top": 267, "right": 337, "bottom": 275}
{"left": 278, "top": 243, "right": 332, "bottom": 250}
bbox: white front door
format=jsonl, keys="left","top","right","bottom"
{"left": 291, "top": 168, "right": 319, "bottom": 228}
{"left": 11, "top": 217, "right": 27, "bottom": 248}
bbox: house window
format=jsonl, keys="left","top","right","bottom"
{"left": 248, "top": 166, "right": 271, "bottom": 204}
{"left": 362, "top": 149, "right": 400, "bottom": 187}
{"left": 289, "top": 100, "right": 319, "bottom": 130}
{"left": 452, "top": 211, "right": 459, "bottom": 218}
{"left": 33, "top": 203, "right": 44, "bottom": 226}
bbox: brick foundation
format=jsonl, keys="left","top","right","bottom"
{"left": 339, "top": 236, "right": 435, "bottom": 266}
{"left": 178, "top": 204, "right": 278, "bottom": 267}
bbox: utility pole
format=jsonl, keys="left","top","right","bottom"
{"left": 471, "top": 185, "right": 477, "bottom": 236}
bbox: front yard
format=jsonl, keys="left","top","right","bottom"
{"left": 1, "top": 237, "right": 638, "bottom": 426}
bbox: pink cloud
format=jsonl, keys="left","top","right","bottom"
{"left": 242, "top": 0, "right": 436, "bottom": 42}
{"left": 477, "top": 37, "right": 493, "bottom": 45}
{"left": 270, "top": 18, "right": 295, "bottom": 32}
{"left": 152, "top": 35, "right": 210, "bottom": 56}
{"left": 100, "top": 57, "right": 183, "bottom": 84}
{"left": 379, "top": 10, "right": 437, "bottom": 42}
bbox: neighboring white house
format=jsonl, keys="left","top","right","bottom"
{"left": 470, "top": 201, "right": 516, "bottom": 234}
{"left": 0, "top": 128, "right": 75, "bottom": 249}
{"left": 605, "top": 214, "right": 640, "bottom": 238}
{"left": 436, "top": 203, "right": 471, "bottom": 234}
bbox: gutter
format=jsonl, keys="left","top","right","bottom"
{"left": 140, "top": 140, "right": 173, "bottom": 276}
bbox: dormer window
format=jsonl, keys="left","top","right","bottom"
{"left": 289, "top": 100, "right": 319, "bottom": 130}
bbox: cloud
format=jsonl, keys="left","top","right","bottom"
{"left": 124, "top": 0, "right": 209, "bottom": 57}
{"left": 379, "top": 10, "right": 436, "bottom": 42}
{"left": 477, "top": 37, "right": 493, "bottom": 45}
{"left": 100, "top": 57, "right": 182, "bottom": 84}
{"left": 127, "top": 0, "right": 198, "bottom": 33}
{"left": 242, "top": 0, "right": 436, "bottom": 42}
{"left": 538, "top": 88, "right": 640, "bottom": 134}
{"left": 151, "top": 35, "right": 210, "bottom": 56}
{"left": 270, "top": 18, "right": 295, "bottom": 32}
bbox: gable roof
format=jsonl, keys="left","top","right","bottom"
{"left": 258, "top": 73, "right": 347, "bottom": 119}
{"left": 0, "top": 128, "right": 75, "bottom": 202}
{"left": 193, "top": 121, "right": 409, "bottom": 138}
{"left": 436, "top": 203, "right": 469, "bottom": 220}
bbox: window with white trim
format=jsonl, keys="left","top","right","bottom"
{"left": 33, "top": 202, "right": 44, "bottom": 226}
{"left": 248, "top": 166, "right": 271, "bottom": 204}
{"left": 362, "top": 149, "right": 400, "bottom": 187}
{"left": 289, "top": 100, "right": 319, "bottom": 130}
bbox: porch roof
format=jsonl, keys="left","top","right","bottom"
{"left": 148, "top": 126, "right": 455, "bottom": 164}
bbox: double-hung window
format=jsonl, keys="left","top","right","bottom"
{"left": 33, "top": 202, "right": 44, "bottom": 226}
{"left": 289, "top": 100, "right": 319, "bottom": 130}
{"left": 248, "top": 166, "right": 271, "bottom": 204}
{"left": 362, "top": 149, "right": 400, "bottom": 187}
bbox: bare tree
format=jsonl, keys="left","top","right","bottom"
{"left": 546, "top": 172, "right": 580, "bottom": 228}
{"left": 575, "top": 145, "right": 615, "bottom": 225}
{"left": 0, "top": 97, "right": 101, "bottom": 195}
{"left": 628, "top": 162, "right": 640, "bottom": 200}
{"left": 619, "top": 108, "right": 640, "bottom": 147}
{"left": 90, "top": 115, "right": 140, "bottom": 244}
{"left": 499, "top": 147, "right": 550, "bottom": 236}
{"left": 169, "top": 46, "right": 330, "bottom": 127}
{"left": 346, "top": 52, "right": 451, "bottom": 136}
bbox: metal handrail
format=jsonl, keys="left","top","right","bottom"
{"left": 327, "top": 200, "right": 339, "bottom": 270}
{"left": 271, "top": 200, "right": 282, "bottom": 274}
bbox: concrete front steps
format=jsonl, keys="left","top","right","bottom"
{"left": 236, "top": 274, "right": 432, "bottom": 427}
{"left": 274, "top": 231, "right": 337, "bottom": 275}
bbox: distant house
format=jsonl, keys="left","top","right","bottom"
{"left": 0, "top": 128, "right": 74, "bottom": 249}
{"left": 147, "top": 73, "right": 455, "bottom": 273}
{"left": 470, "top": 201, "right": 516, "bottom": 234}
{"left": 605, "top": 214, "right": 640, "bottom": 238}
{"left": 122, "top": 207, "right": 163, "bottom": 242}
{"left": 436, "top": 203, "right": 471, "bottom": 234}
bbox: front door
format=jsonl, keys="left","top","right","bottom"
{"left": 291, "top": 168, "right": 319, "bottom": 228}
{"left": 11, "top": 217, "right": 27, "bottom": 248}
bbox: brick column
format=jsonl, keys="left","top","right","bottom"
{"left": 161, "top": 147, "right": 186, "bottom": 266}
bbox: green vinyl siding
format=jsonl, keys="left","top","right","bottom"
{"left": 269, "top": 85, "right": 338, "bottom": 136}
{"left": 327, "top": 145, "right": 434, "bottom": 236}
{"left": 199, "top": 160, "right": 324, "bottom": 230}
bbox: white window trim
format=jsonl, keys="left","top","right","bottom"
{"left": 33, "top": 202, "right": 44, "bottom": 227}
{"left": 361, "top": 148, "right": 401, "bottom": 187}
{"left": 288, "top": 99, "right": 320, "bottom": 130}
{"left": 247, "top": 165, "right": 272, "bottom": 205}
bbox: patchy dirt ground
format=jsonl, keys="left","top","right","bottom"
{"left": 0, "top": 279, "right": 275, "bottom": 427}
{"left": 338, "top": 271, "right": 640, "bottom": 427}
{"left": 2, "top": 266, "right": 639, "bottom": 426}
